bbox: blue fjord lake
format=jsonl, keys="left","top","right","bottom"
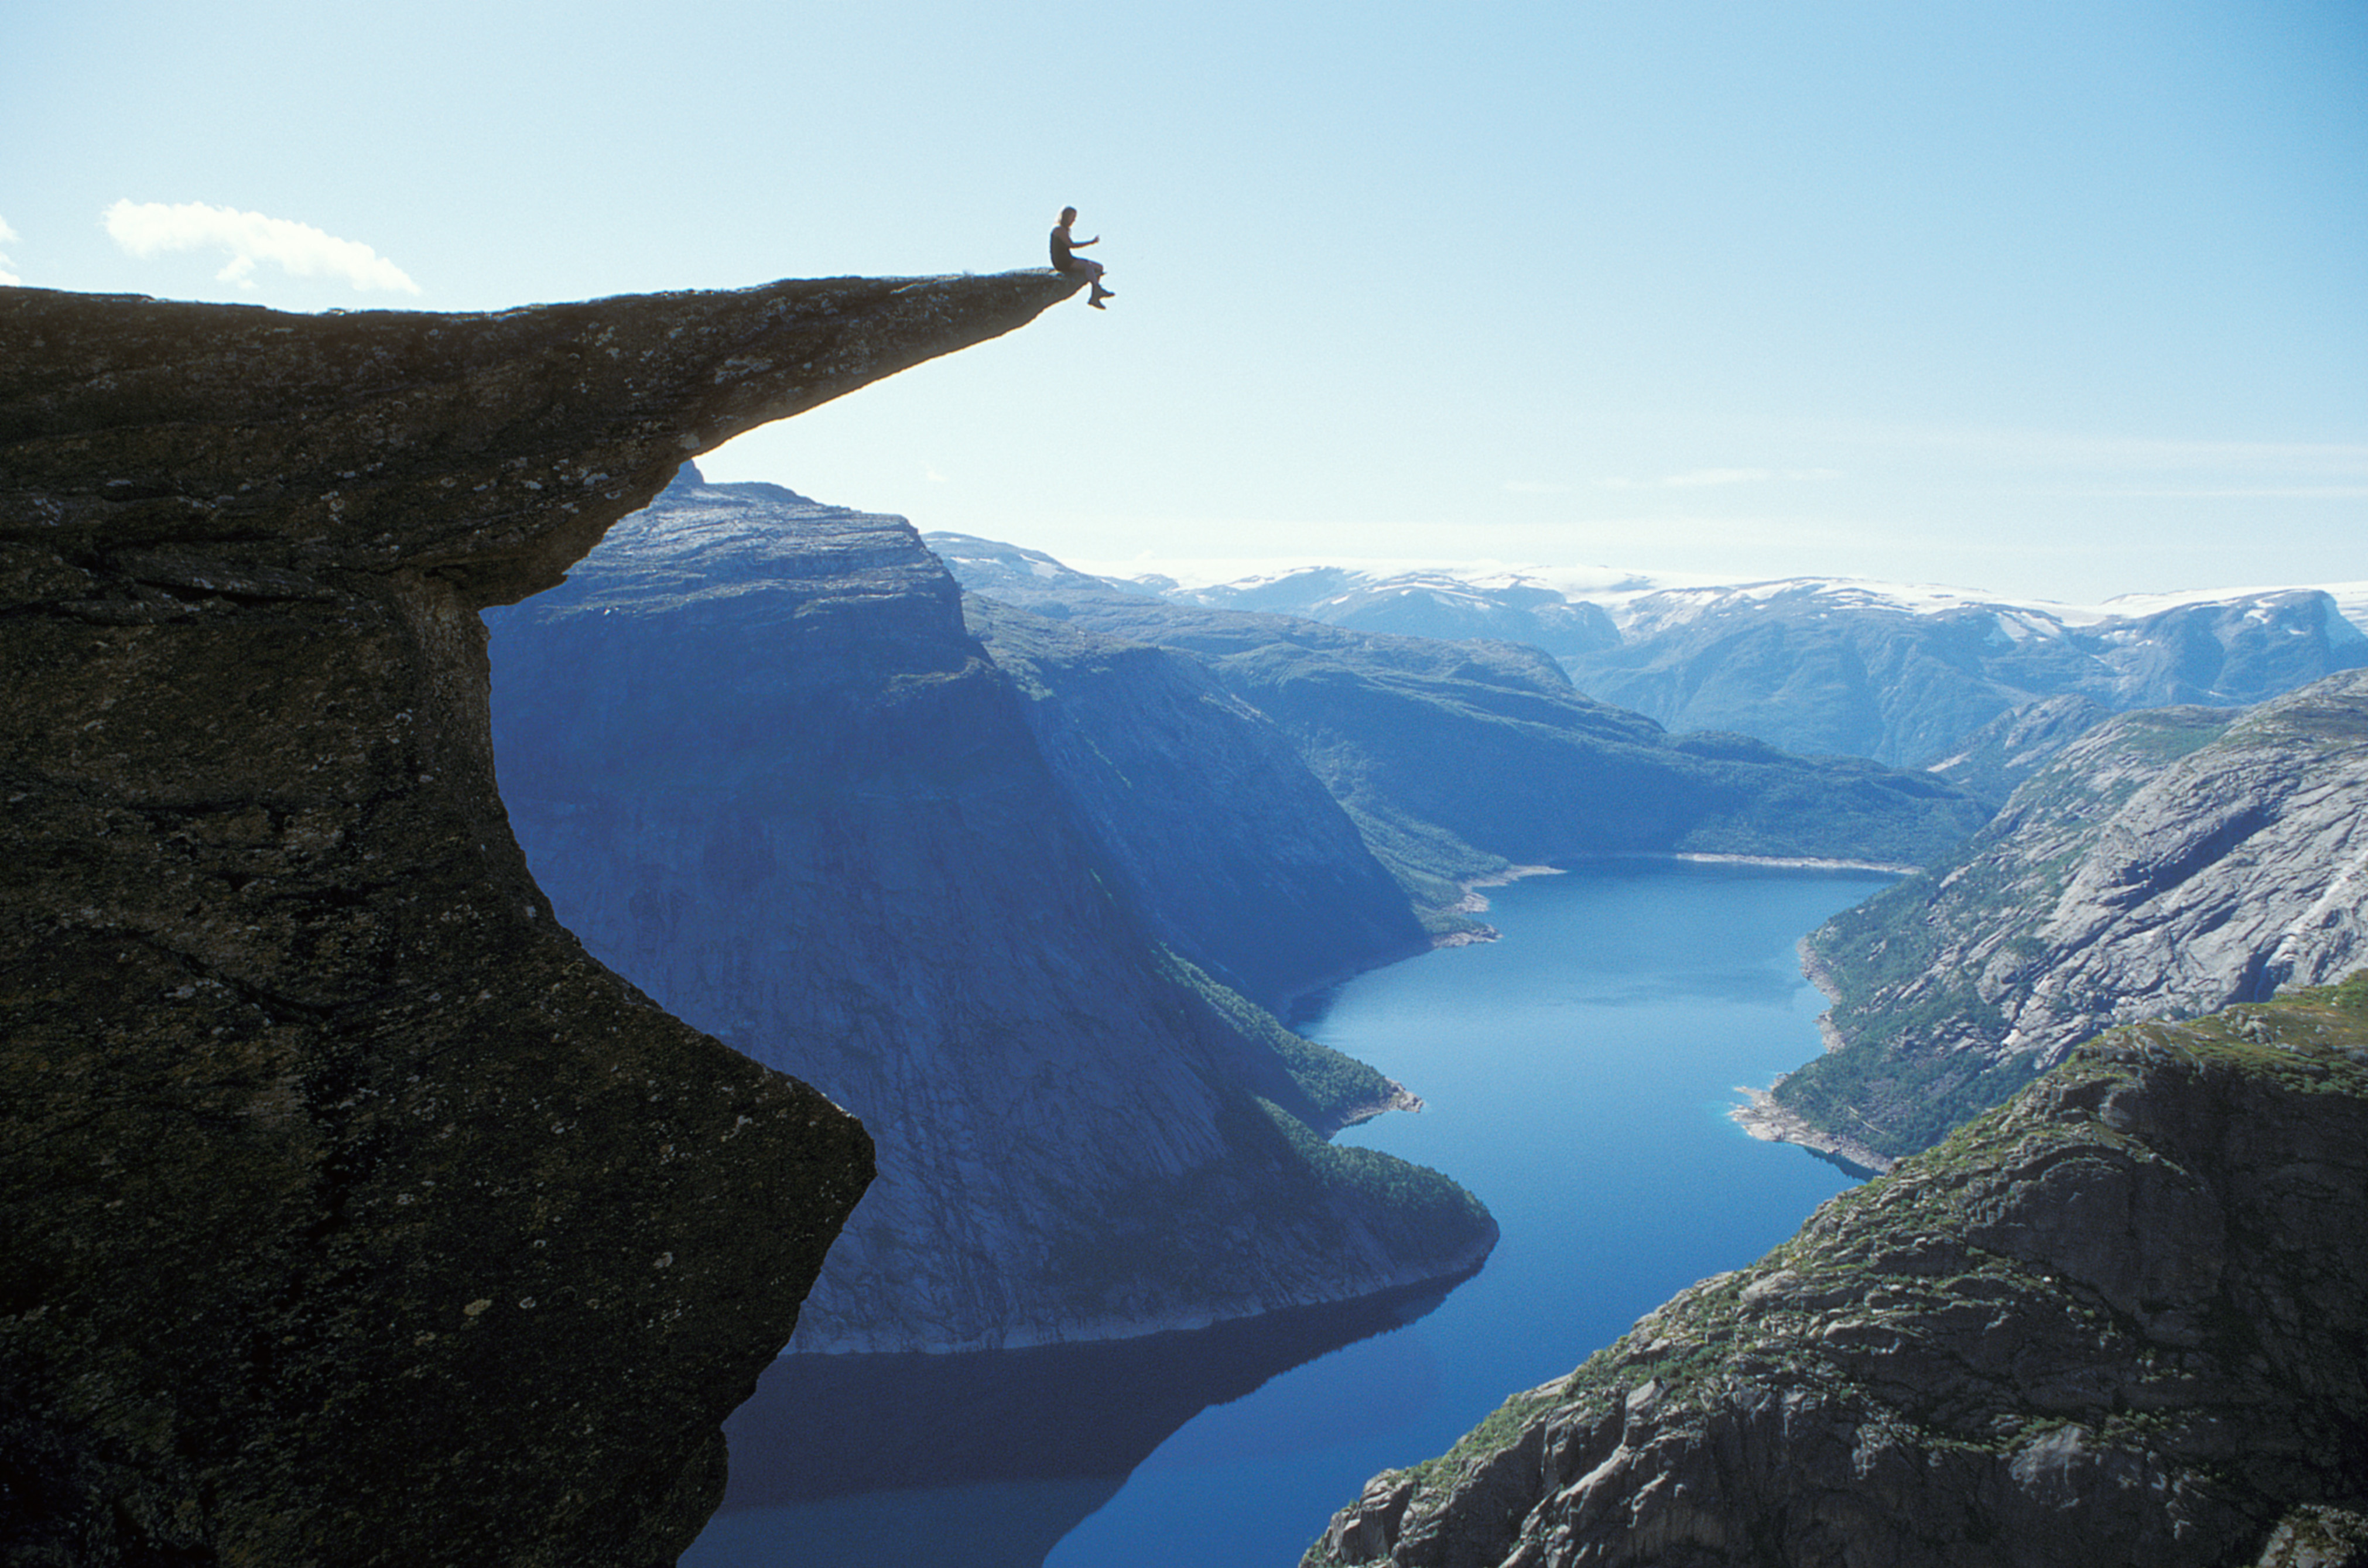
{"left": 687, "top": 859, "right": 1890, "bottom": 1567}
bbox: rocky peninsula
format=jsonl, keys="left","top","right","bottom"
{"left": 0, "top": 272, "right": 1076, "bottom": 1564}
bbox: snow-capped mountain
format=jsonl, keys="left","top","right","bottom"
{"left": 931, "top": 533, "right": 2368, "bottom": 780}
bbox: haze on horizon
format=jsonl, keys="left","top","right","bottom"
{"left": 5, "top": 0, "right": 2360, "bottom": 606}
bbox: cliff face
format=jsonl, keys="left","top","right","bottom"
{"left": 963, "top": 595, "right": 1429, "bottom": 1011}
{"left": 1312, "top": 975, "right": 2368, "bottom": 1568}
{"left": 1771, "top": 669, "right": 2368, "bottom": 1163}
{"left": 0, "top": 274, "right": 1076, "bottom": 1565}
{"left": 485, "top": 470, "right": 1494, "bottom": 1354}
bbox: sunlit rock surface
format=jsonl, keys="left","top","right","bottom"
{"left": 0, "top": 273, "right": 1076, "bottom": 1564}
{"left": 1772, "top": 669, "right": 2368, "bottom": 1163}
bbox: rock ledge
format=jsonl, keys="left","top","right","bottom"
{"left": 1, "top": 272, "right": 1075, "bottom": 1566}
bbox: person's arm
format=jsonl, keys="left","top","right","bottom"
{"left": 1070, "top": 234, "right": 1100, "bottom": 248}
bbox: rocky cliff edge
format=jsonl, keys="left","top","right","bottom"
{"left": 0, "top": 272, "right": 1076, "bottom": 1566}
{"left": 1311, "top": 974, "right": 2368, "bottom": 1568}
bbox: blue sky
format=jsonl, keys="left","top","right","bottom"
{"left": 6, "top": 0, "right": 2362, "bottom": 604}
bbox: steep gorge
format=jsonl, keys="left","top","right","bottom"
{"left": 486, "top": 469, "right": 1494, "bottom": 1353}
{"left": 930, "top": 536, "right": 1991, "bottom": 914}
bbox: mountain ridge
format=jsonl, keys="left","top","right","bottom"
{"left": 930, "top": 533, "right": 1991, "bottom": 913}
{"left": 1765, "top": 667, "right": 2368, "bottom": 1165}
{"left": 941, "top": 536, "right": 2368, "bottom": 772}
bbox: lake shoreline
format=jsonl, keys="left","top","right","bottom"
{"left": 1728, "top": 1087, "right": 1892, "bottom": 1177}
{"left": 697, "top": 862, "right": 1883, "bottom": 1568}
{"left": 1726, "top": 923, "right": 1896, "bottom": 1179}
{"left": 1624, "top": 850, "right": 1922, "bottom": 875}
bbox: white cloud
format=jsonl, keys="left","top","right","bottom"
{"left": 1599, "top": 467, "right": 1842, "bottom": 490}
{"left": 2061, "top": 485, "right": 2368, "bottom": 500}
{"left": 102, "top": 199, "right": 421, "bottom": 295}
{"left": 1664, "top": 467, "right": 1777, "bottom": 488}
{"left": 0, "top": 214, "right": 20, "bottom": 286}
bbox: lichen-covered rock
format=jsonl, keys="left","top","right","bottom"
{"left": 0, "top": 272, "right": 1076, "bottom": 1565}
{"left": 1307, "top": 975, "right": 2368, "bottom": 1568}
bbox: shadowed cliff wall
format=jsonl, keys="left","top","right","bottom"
{"left": 0, "top": 272, "right": 1075, "bottom": 1566}
{"left": 486, "top": 471, "right": 1496, "bottom": 1354}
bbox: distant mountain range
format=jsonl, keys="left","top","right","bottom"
{"left": 932, "top": 535, "right": 2368, "bottom": 782}
{"left": 929, "top": 534, "right": 1991, "bottom": 915}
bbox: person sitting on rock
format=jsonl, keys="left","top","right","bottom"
{"left": 1050, "top": 207, "right": 1113, "bottom": 309}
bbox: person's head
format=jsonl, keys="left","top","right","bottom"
{"left": 1060, "top": 207, "right": 1078, "bottom": 225}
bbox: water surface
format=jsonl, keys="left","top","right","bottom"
{"left": 689, "top": 859, "right": 1884, "bottom": 1567}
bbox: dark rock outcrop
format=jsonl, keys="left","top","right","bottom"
{"left": 485, "top": 470, "right": 1494, "bottom": 1354}
{"left": 1770, "top": 669, "right": 2368, "bottom": 1163}
{"left": 0, "top": 273, "right": 1077, "bottom": 1564}
{"left": 1310, "top": 975, "right": 2368, "bottom": 1568}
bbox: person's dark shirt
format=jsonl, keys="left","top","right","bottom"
{"left": 1050, "top": 224, "right": 1077, "bottom": 271}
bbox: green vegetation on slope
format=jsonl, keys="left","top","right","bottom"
{"left": 1039, "top": 1086, "right": 1493, "bottom": 1316}
{"left": 1250, "top": 1096, "right": 1493, "bottom": 1237}
{"left": 1159, "top": 949, "right": 1403, "bottom": 1129}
